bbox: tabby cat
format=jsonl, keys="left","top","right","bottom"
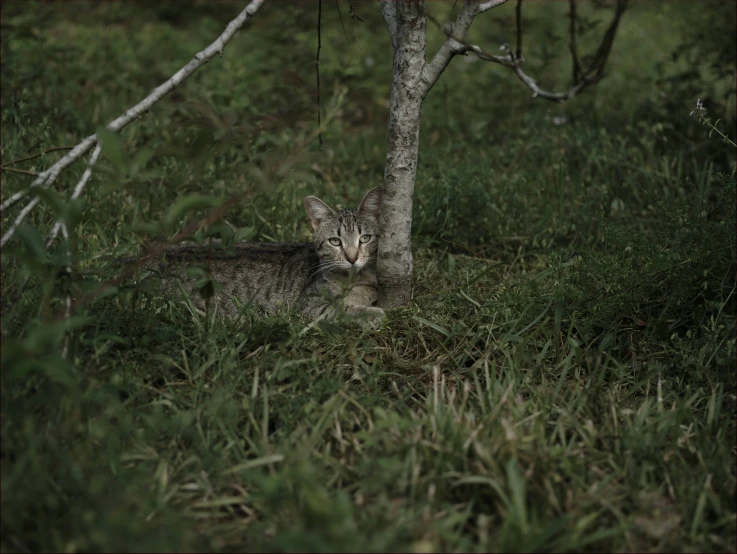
{"left": 141, "top": 187, "right": 385, "bottom": 326}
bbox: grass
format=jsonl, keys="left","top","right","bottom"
{"left": 1, "top": 1, "right": 735, "bottom": 552}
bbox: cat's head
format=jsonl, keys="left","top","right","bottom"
{"left": 304, "top": 187, "right": 382, "bottom": 272}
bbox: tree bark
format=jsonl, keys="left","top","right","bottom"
{"left": 377, "top": 0, "right": 427, "bottom": 309}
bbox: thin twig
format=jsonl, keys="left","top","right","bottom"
{"left": 3, "top": 146, "right": 74, "bottom": 166}
{"left": 514, "top": 0, "right": 523, "bottom": 61}
{"left": 348, "top": 0, "right": 363, "bottom": 22}
{"left": 588, "top": 0, "right": 628, "bottom": 81}
{"left": 335, "top": 0, "right": 350, "bottom": 44}
{"left": 459, "top": 42, "right": 515, "bottom": 66}
{"left": 0, "top": 166, "right": 39, "bottom": 176}
{"left": 508, "top": 56, "right": 588, "bottom": 101}
{"left": 316, "top": 0, "right": 323, "bottom": 150}
{"left": 426, "top": 0, "right": 628, "bottom": 104}
{"left": 348, "top": 0, "right": 363, "bottom": 45}
{"left": 0, "top": 0, "right": 266, "bottom": 242}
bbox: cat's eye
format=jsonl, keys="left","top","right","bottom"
{"left": 359, "top": 234, "right": 372, "bottom": 243}
{"left": 328, "top": 238, "right": 342, "bottom": 247}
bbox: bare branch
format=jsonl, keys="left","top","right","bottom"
{"left": 508, "top": 55, "right": 588, "bottom": 101}
{"left": 0, "top": 166, "right": 39, "bottom": 176}
{"left": 587, "top": 0, "right": 628, "bottom": 81}
{"left": 348, "top": 0, "right": 363, "bottom": 22}
{"left": 431, "top": 0, "right": 627, "bottom": 104}
{"left": 479, "top": 0, "right": 509, "bottom": 13}
{"left": 1, "top": 0, "right": 265, "bottom": 236}
{"left": 0, "top": 135, "right": 96, "bottom": 214}
{"left": 421, "top": 0, "right": 484, "bottom": 97}
{"left": 425, "top": 9, "right": 514, "bottom": 69}
{"left": 69, "top": 145, "right": 103, "bottom": 203}
{"left": 46, "top": 144, "right": 103, "bottom": 248}
{"left": 3, "top": 146, "right": 74, "bottom": 166}
{"left": 460, "top": 42, "right": 515, "bottom": 66}
{"left": 2, "top": 196, "right": 42, "bottom": 248}
{"left": 335, "top": 0, "right": 349, "bottom": 44}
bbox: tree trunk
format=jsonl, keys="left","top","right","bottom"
{"left": 375, "top": 0, "right": 620, "bottom": 309}
{"left": 377, "top": 0, "right": 427, "bottom": 309}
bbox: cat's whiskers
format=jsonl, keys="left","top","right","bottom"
{"left": 307, "top": 261, "right": 342, "bottom": 282}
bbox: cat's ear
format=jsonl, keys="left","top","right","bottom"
{"left": 357, "top": 187, "right": 382, "bottom": 220}
{"left": 304, "top": 196, "right": 335, "bottom": 230}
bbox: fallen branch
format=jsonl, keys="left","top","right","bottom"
{"left": 2, "top": 149, "right": 104, "bottom": 250}
{"left": 46, "top": 144, "right": 103, "bottom": 247}
{"left": 4, "top": 196, "right": 42, "bottom": 244}
{"left": 0, "top": 0, "right": 266, "bottom": 247}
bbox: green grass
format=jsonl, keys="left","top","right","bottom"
{"left": 1, "top": 1, "right": 735, "bottom": 552}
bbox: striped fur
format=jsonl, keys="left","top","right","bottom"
{"left": 143, "top": 187, "right": 385, "bottom": 326}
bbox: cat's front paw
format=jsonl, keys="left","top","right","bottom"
{"left": 358, "top": 306, "right": 386, "bottom": 330}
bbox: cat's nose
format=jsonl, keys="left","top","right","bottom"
{"left": 345, "top": 248, "right": 358, "bottom": 264}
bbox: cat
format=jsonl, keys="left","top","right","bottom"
{"left": 138, "top": 187, "right": 386, "bottom": 327}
